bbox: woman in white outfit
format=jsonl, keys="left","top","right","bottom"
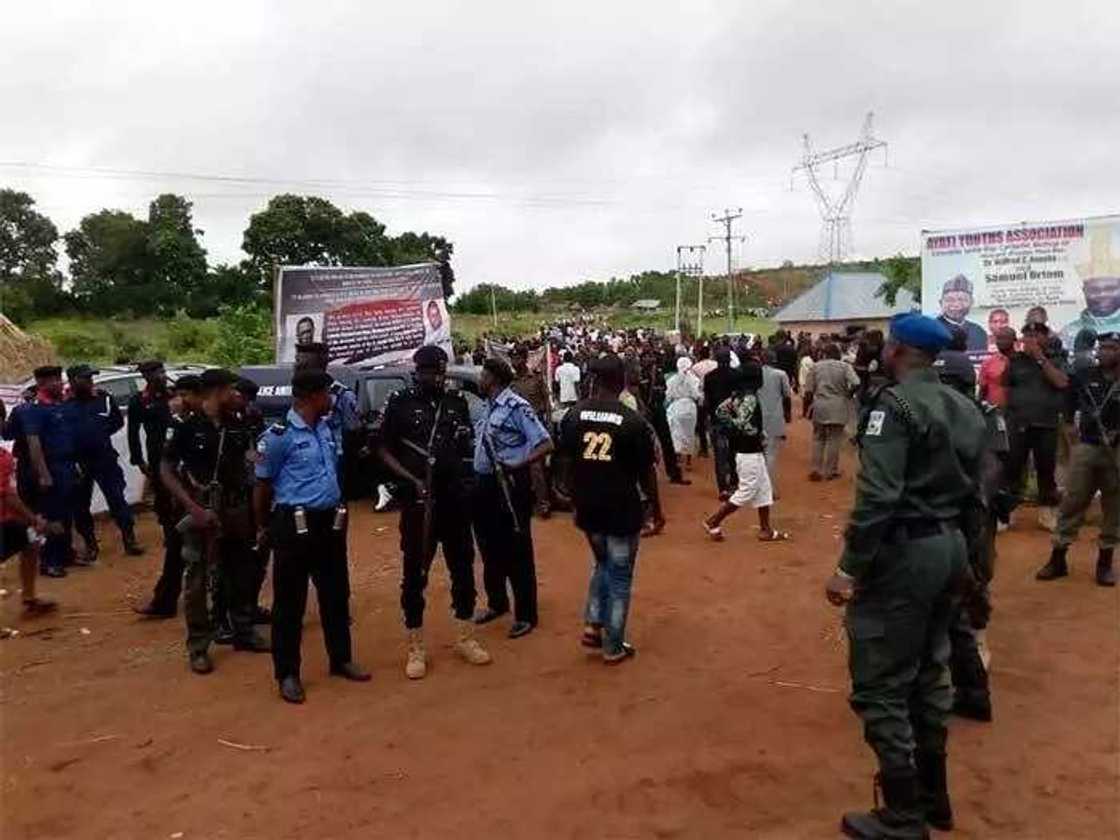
{"left": 665, "top": 356, "right": 702, "bottom": 472}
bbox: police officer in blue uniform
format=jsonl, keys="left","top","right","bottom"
{"left": 18, "top": 366, "right": 79, "bottom": 578}
{"left": 294, "top": 342, "right": 363, "bottom": 497}
{"left": 67, "top": 364, "right": 143, "bottom": 560}
{"left": 253, "top": 369, "right": 370, "bottom": 704}
{"left": 472, "top": 357, "right": 553, "bottom": 638}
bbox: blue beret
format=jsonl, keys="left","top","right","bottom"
{"left": 889, "top": 313, "right": 953, "bottom": 353}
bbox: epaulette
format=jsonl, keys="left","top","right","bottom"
{"left": 269, "top": 422, "right": 288, "bottom": 435}
{"left": 880, "top": 386, "right": 917, "bottom": 431}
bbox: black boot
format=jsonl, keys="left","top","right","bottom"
{"left": 122, "top": 527, "right": 144, "bottom": 556}
{"left": 1096, "top": 548, "right": 1116, "bottom": 587}
{"left": 1036, "top": 546, "right": 1069, "bottom": 581}
{"left": 841, "top": 771, "right": 929, "bottom": 839}
{"left": 915, "top": 751, "right": 953, "bottom": 831}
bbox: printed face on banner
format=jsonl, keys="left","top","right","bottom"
{"left": 921, "top": 216, "right": 1120, "bottom": 354}
{"left": 274, "top": 264, "right": 452, "bottom": 365}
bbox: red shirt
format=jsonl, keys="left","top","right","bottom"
{"left": 0, "top": 447, "right": 17, "bottom": 522}
{"left": 978, "top": 353, "right": 1009, "bottom": 407}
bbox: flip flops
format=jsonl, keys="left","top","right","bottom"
{"left": 702, "top": 522, "right": 725, "bottom": 541}
{"left": 758, "top": 530, "right": 791, "bottom": 542}
{"left": 603, "top": 643, "right": 636, "bottom": 665}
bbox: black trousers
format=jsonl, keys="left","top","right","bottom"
{"left": 696, "top": 406, "right": 710, "bottom": 457}
{"left": 1007, "top": 424, "right": 1060, "bottom": 506}
{"left": 73, "top": 455, "right": 134, "bottom": 546}
{"left": 399, "top": 494, "right": 476, "bottom": 629}
{"left": 147, "top": 481, "right": 185, "bottom": 614}
{"left": 648, "top": 402, "right": 683, "bottom": 482}
{"left": 473, "top": 470, "right": 538, "bottom": 625}
{"left": 269, "top": 507, "right": 353, "bottom": 681}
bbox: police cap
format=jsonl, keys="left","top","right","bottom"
{"left": 33, "top": 365, "right": 63, "bottom": 380}
{"left": 941, "top": 274, "right": 973, "bottom": 296}
{"left": 175, "top": 374, "right": 202, "bottom": 393}
{"left": 199, "top": 368, "right": 239, "bottom": 391}
{"left": 291, "top": 369, "right": 334, "bottom": 399}
{"left": 235, "top": 377, "right": 260, "bottom": 399}
{"left": 137, "top": 359, "right": 165, "bottom": 374}
{"left": 66, "top": 364, "right": 99, "bottom": 381}
{"left": 888, "top": 313, "right": 953, "bottom": 354}
{"left": 413, "top": 345, "right": 449, "bottom": 369}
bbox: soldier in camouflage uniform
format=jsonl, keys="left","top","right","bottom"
{"left": 825, "top": 314, "right": 987, "bottom": 839}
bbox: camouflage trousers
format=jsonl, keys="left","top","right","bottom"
{"left": 845, "top": 526, "right": 965, "bottom": 772}
{"left": 1054, "top": 442, "right": 1120, "bottom": 550}
{"left": 181, "top": 522, "right": 256, "bottom": 655}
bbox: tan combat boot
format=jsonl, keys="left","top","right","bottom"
{"left": 454, "top": 619, "right": 493, "bottom": 666}
{"left": 405, "top": 629, "right": 427, "bottom": 680}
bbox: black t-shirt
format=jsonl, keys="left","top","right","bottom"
{"left": 1004, "top": 351, "right": 1069, "bottom": 429}
{"left": 560, "top": 398, "right": 654, "bottom": 535}
{"left": 703, "top": 366, "right": 740, "bottom": 419}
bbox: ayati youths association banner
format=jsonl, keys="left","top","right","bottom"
{"left": 921, "top": 215, "right": 1120, "bottom": 354}
{"left": 274, "top": 263, "right": 452, "bottom": 365}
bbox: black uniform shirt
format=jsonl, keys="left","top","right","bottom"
{"left": 127, "top": 386, "right": 173, "bottom": 468}
{"left": 1068, "top": 366, "right": 1120, "bottom": 446}
{"left": 1004, "top": 351, "right": 1068, "bottom": 429}
{"left": 163, "top": 413, "right": 253, "bottom": 501}
{"left": 560, "top": 397, "right": 654, "bottom": 536}
{"left": 380, "top": 387, "right": 475, "bottom": 500}
{"left": 69, "top": 390, "right": 124, "bottom": 461}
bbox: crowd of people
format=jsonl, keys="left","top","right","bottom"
{"left": 2, "top": 306, "right": 1117, "bottom": 839}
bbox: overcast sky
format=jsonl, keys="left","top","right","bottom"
{"left": 3, "top": 0, "right": 1118, "bottom": 293}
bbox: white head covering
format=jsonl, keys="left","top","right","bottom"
{"left": 676, "top": 356, "right": 693, "bottom": 374}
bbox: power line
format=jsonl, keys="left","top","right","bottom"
{"left": 791, "top": 111, "right": 887, "bottom": 263}
{"left": 709, "top": 208, "right": 744, "bottom": 332}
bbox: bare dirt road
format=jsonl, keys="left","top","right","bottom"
{"left": 2, "top": 419, "right": 1117, "bottom": 839}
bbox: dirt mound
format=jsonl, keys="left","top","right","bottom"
{"left": 0, "top": 313, "right": 56, "bottom": 382}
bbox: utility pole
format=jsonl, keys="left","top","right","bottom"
{"left": 675, "top": 245, "right": 706, "bottom": 336}
{"left": 490, "top": 285, "right": 498, "bottom": 328}
{"left": 791, "top": 111, "right": 887, "bottom": 263}
{"left": 709, "top": 209, "right": 744, "bottom": 333}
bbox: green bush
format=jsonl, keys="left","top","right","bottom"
{"left": 164, "top": 313, "right": 218, "bottom": 358}
{"left": 212, "top": 304, "right": 273, "bottom": 367}
{"left": 50, "top": 328, "right": 113, "bottom": 362}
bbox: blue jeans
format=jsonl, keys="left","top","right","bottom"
{"left": 583, "top": 532, "right": 640, "bottom": 656}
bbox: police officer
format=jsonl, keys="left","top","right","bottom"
{"left": 378, "top": 346, "right": 491, "bottom": 680}
{"left": 130, "top": 360, "right": 184, "bottom": 617}
{"left": 253, "top": 369, "right": 370, "bottom": 704}
{"left": 472, "top": 357, "right": 553, "bottom": 638}
{"left": 294, "top": 342, "right": 362, "bottom": 496}
{"left": 1036, "top": 331, "right": 1120, "bottom": 586}
{"left": 160, "top": 368, "right": 270, "bottom": 674}
{"left": 18, "top": 366, "right": 79, "bottom": 578}
{"left": 67, "top": 364, "right": 143, "bottom": 560}
{"left": 825, "top": 314, "right": 986, "bottom": 839}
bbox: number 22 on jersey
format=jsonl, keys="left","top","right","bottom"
{"left": 582, "top": 431, "right": 613, "bottom": 461}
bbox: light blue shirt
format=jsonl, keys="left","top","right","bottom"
{"left": 325, "top": 383, "right": 361, "bottom": 458}
{"left": 474, "top": 387, "right": 551, "bottom": 475}
{"left": 255, "top": 408, "right": 341, "bottom": 509}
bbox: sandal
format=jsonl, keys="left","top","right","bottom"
{"left": 581, "top": 627, "right": 603, "bottom": 649}
{"left": 758, "top": 530, "right": 791, "bottom": 542}
{"left": 702, "top": 522, "right": 725, "bottom": 542}
{"left": 603, "top": 642, "right": 636, "bottom": 665}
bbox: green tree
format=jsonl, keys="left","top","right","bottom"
{"left": 184, "top": 262, "right": 260, "bottom": 318}
{"left": 241, "top": 194, "right": 392, "bottom": 291}
{"left": 146, "top": 193, "right": 207, "bottom": 306}
{"left": 389, "top": 231, "right": 456, "bottom": 298}
{"left": 875, "top": 254, "right": 922, "bottom": 306}
{"left": 64, "top": 209, "right": 151, "bottom": 314}
{"left": 212, "top": 303, "right": 273, "bottom": 366}
{"left": 0, "top": 189, "right": 68, "bottom": 323}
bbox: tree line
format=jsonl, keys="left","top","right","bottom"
{"left": 0, "top": 189, "right": 454, "bottom": 324}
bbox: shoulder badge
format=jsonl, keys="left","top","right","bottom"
{"left": 269, "top": 422, "right": 288, "bottom": 436}
{"left": 865, "top": 410, "right": 886, "bottom": 437}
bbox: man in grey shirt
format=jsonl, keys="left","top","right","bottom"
{"left": 804, "top": 343, "right": 860, "bottom": 480}
{"left": 759, "top": 353, "right": 792, "bottom": 495}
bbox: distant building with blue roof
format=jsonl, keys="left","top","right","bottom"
{"left": 772, "top": 271, "right": 917, "bottom": 335}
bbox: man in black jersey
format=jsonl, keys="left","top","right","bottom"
{"left": 560, "top": 354, "right": 663, "bottom": 665}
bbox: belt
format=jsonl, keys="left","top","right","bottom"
{"left": 274, "top": 504, "right": 339, "bottom": 519}
{"left": 888, "top": 519, "right": 956, "bottom": 542}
